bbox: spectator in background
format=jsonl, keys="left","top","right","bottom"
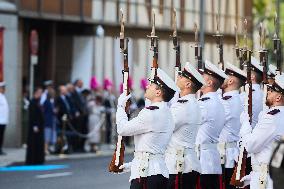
{"left": 43, "top": 88, "right": 57, "bottom": 154}
{"left": 87, "top": 94, "right": 104, "bottom": 153}
{"left": 72, "top": 79, "right": 88, "bottom": 152}
{"left": 40, "top": 80, "right": 53, "bottom": 105}
{"left": 136, "top": 78, "right": 148, "bottom": 109}
{"left": 21, "top": 90, "right": 30, "bottom": 146}
{"left": 0, "top": 81, "right": 8, "bottom": 155}
{"left": 56, "top": 85, "right": 73, "bottom": 153}
{"left": 26, "top": 87, "right": 45, "bottom": 165}
{"left": 103, "top": 78, "right": 116, "bottom": 145}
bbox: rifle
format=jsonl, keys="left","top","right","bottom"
{"left": 171, "top": 12, "right": 181, "bottom": 187}
{"left": 273, "top": 13, "right": 282, "bottom": 75}
{"left": 109, "top": 9, "right": 130, "bottom": 173}
{"left": 147, "top": 9, "right": 159, "bottom": 79}
{"left": 213, "top": 14, "right": 224, "bottom": 71}
{"left": 171, "top": 8, "right": 181, "bottom": 83}
{"left": 231, "top": 19, "right": 252, "bottom": 187}
{"left": 258, "top": 23, "right": 269, "bottom": 109}
{"left": 194, "top": 22, "right": 204, "bottom": 72}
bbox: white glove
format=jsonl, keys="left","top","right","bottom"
{"left": 117, "top": 92, "right": 131, "bottom": 109}
{"left": 239, "top": 174, "right": 251, "bottom": 188}
{"left": 118, "top": 162, "right": 132, "bottom": 174}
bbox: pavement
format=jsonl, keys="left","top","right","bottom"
{"left": 0, "top": 155, "right": 132, "bottom": 189}
{"left": 0, "top": 144, "right": 134, "bottom": 167}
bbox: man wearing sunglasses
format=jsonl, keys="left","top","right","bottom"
{"left": 239, "top": 74, "right": 284, "bottom": 189}
{"left": 116, "top": 68, "right": 179, "bottom": 189}
{"left": 165, "top": 62, "right": 205, "bottom": 189}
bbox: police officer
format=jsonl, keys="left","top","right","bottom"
{"left": 196, "top": 60, "right": 227, "bottom": 189}
{"left": 117, "top": 68, "right": 179, "bottom": 189}
{"left": 165, "top": 62, "right": 205, "bottom": 189}
{"left": 240, "top": 74, "right": 284, "bottom": 189}
{"left": 219, "top": 62, "right": 247, "bottom": 189}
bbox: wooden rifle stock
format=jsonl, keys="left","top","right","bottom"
{"left": 109, "top": 9, "right": 129, "bottom": 173}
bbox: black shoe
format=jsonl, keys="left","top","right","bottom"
{"left": 0, "top": 151, "right": 6, "bottom": 155}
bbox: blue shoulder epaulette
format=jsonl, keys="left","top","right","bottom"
{"left": 267, "top": 109, "right": 280, "bottom": 115}
{"left": 145, "top": 106, "right": 159, "bottom": 110}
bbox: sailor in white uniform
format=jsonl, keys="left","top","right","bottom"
{"left": 240, "top": 74, "right": 284, "bottom": 189}
{"left": 240, "top": 57, "right": 263, "bottom": 129}
{"left": 165, "top": 62, "right": 205, "bottom": 189}
{"left": 196, "top": 60, "right": 227, "bottom": 189}
{"left": 117, "top": 68, "right": 179, "bottom": 189}
{"left": 219, "top": 62, "right": 247, "bottom": 189}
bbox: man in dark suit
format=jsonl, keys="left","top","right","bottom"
{"left": 55, "top": 85, "right": 73, "bottom": 153}
{"left": 72, "top": 79, "right": 88, "bottom": 152}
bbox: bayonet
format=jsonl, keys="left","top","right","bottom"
{"left": 194, "top": 22, "right": 203, "bottom": 71}
{"left": 147, "top": 9, "right": 159, "bottom": 79}
{"left": 170, "top": 8, "right": 181, "bottom": 83}
{"left": 213, "top": 14, "right": 224, "bottom": 70}
{"left": 273, "top": 12, "right": 282, "bottom": 75}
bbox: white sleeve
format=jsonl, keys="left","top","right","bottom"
{"left": 221, "top": 100, "right": 232, "bottom": 122}
{"left": 116, "top": 107, "right": 153, "bottom": 136}
{"left": 170, "top": 104, "right": 186, "bottom": 131}
{"left": 198, "top": 101, "right": 208, "bottom": 125}
{"left": 243, "top": 114, "right": 276, "bottom": 154}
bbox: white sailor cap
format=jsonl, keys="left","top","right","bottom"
{"left": 225, "top": 62, "right": 247, "bottom": 82}
{"left": 148, "top": 68, "right": 180, "bottom": 92}
{"left": 268, "top": 74, "right": 284, "bottom": 95}
{"left": 179, "top": 62, "right": 205, "bottom": 89}
{"left": 268, "top": 64, "right": 277, "bottom": 78}
{"left": 0, "top": 81, "right": 5, "bottom": 87}
{"left": 203, "top": 60, "right": 228, "bottom": 81}
{"left": 251, "top": 56, "right": 263, "bottom": 74}
{"left": 43, "top": 80, "right": 53, "bottom": 86}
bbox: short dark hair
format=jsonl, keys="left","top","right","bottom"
{"left": 252, "top": 71, "right": 263, "bottom": 84}
{"left": 189, "top": 80, "right": 200, "bottom": 93}
{"left": 207, "top": 74, "right": 223, "bottom": 91}
{"left": 155, "top": 85, "right": 175, "bottom": 102}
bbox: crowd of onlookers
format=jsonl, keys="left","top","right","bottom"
{"left": 0, "top": 76, "right": 147, "bottom": 165}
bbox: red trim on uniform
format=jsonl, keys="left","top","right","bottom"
{"left": 196, "top": 175, "right": 201, "bottom": 189}
{"left": 219, "top": 175, "right": 225, "bottom": 189}
{"left": 175, "top": 175, "right": 179, "bottom": 189}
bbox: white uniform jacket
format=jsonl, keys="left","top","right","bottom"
{"left": 0, "top": 93, "right": 9, "bottom": 125}
{"left": 196, "top": 92, "right": 225, "bottom": 174}
{"left": 240, "top": 106, "right": 284, "bottom": 189}
{"left": 165, "top": 94, "right": 201, "bottom": 174}
{"left": 116, "top": 101, "right": 174, "bottom": 181}
{"left": 219, "top": 90, "right": 242, "bottom": 168}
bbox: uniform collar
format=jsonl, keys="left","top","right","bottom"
{"left": 179, "top": 93, "right": 196, "bottom": 100}
{"left": 252, "top": 84, "right": 261, "bottom": 91}
{"left": 150, "top": 101, "right": 166, "bottom": 108}
{"left": 269, "top": 106, "right": 284, "bottom": 111}
{"left": 223, "top": 90, "right": 239, "bottom": 97}
{"left": 201, "top": 91, "right": 218, "bottom": 98}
